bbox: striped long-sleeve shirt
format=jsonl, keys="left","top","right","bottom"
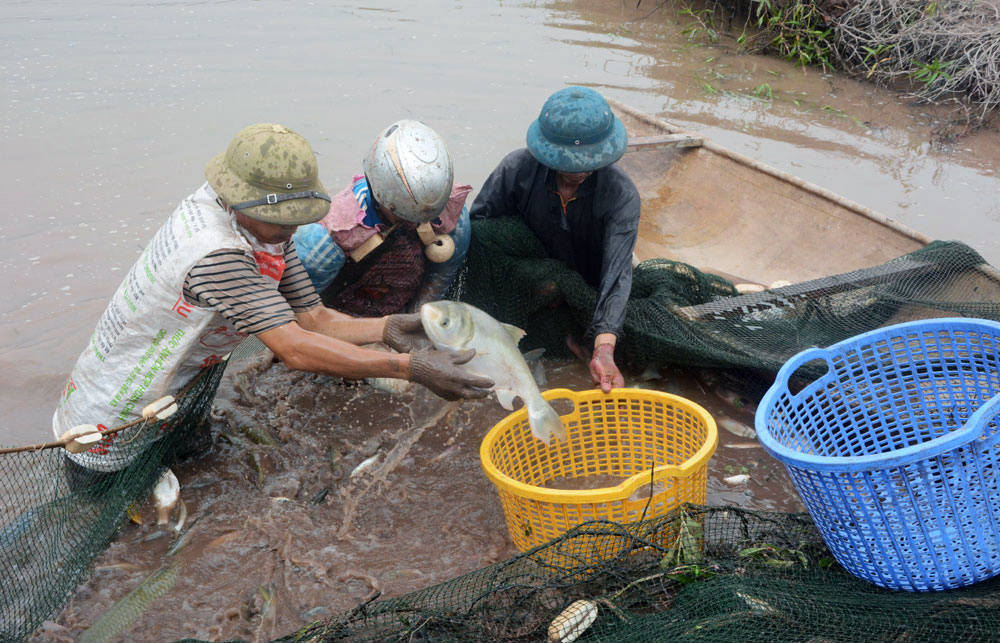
{"left": 182, "top": 240, "right": 322, "bottom": 335}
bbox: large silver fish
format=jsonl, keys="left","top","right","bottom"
{"left": 420, "top": 301, "right": 566, "bottom": 444}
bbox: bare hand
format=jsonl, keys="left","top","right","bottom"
{"left": 590, "top": 343, "right": 624, "bottom": 393}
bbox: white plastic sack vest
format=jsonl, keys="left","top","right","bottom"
{"left": 53, "top": 183, "right": 284, "bottom": 471}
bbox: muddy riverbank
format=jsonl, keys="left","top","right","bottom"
{"left": 672, "top": 0, "right": 1000, "bottom": 135}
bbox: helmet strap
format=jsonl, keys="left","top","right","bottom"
{"left": 230, "top": 190, "right": 331, "bottom": 213}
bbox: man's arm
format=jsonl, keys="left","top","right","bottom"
{"left": 257, "top": 319, "right": 408, "bottom": 379}
{"left": 587, "top": 172, "right": 640, "bottom": 393}
{"left": 294, "top": 305, "right": 387, "bottom": 345}
{"left": 587, "top": 177, "right": 641, "bottom": 342}
{"left": 185, "top": 247, "right": 491, "bottom": 398}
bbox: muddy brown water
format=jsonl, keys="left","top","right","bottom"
{"left": 37, "top": 358, "right": 800, "bottom": 642}
{"left": 3, "top": 0, "right": 997, "bottom": 640}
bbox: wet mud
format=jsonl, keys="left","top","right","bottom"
{"left": 37, "top": 354, "right": 801, "bottom": 641}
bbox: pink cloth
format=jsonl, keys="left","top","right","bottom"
{"left": 318, "top": 174, "right": 472, "bottom": 251}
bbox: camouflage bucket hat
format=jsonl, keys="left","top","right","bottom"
{"left": 205, "top": 123, "right": 330, "bottom": 226}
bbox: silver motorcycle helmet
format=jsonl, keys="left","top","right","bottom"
{"left": 363, "top": 120, "right": 454, "bottom": 223}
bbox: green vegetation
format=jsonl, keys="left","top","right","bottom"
{"left": 645, "top": 0, "right": 999, "bottom": 133}
{"left": 742, "top": 0, "right": 835, "bottom": 71}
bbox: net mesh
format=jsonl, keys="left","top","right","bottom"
{"left": 449, "top": 217, "right": 1000, "bottom": 376}
{"left": 0, "top": 355, "right": 231, "bottom": 641}
{"left": 279, "top": 505, "right": 1000, "bottom": 643}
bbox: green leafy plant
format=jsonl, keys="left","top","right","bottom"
{"left": 910, "top": 59, "right": 955, "bottom": 88}
{"left": 753, "top": 83, "right": 774, "bottom": 100}
{"left": 861, "top": 43, "right": 896, "bottom": 78}
{"left": 678, "top": 5, "right": 719, "bottom": 42}
{"left": 738, "top": 543, "right": 810, "bottom": 568}
{"left": 750, "top": 0, "right": 834, "bottom": 71}
{"left": 661, "top": 508, "right": 703, "bottom": 567}
{"left": 665, "top": 563, "right": 719, "bottom": 584}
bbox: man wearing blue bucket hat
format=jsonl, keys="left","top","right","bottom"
{"left": 470, "top": 86, "right": 640, "bottom": 393}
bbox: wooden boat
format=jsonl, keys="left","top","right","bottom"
{"left": 609, "top": 99, "right": 1000, "bottom": 321}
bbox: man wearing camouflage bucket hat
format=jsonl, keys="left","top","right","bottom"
{"left": 53, "top": 122, "right": 492, "bottom": 481}
{"left": 470, "top": 86, "right": 640, "bottom": 393}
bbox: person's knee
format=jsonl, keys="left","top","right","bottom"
{"left": 293, "top": 223, "right": 346, "bottom": 292}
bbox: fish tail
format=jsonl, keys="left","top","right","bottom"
{"left": 527, "top": 398, "right": 566, "bottom": 444}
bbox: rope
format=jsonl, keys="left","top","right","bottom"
{"left": 0, "top": 336, "right": 269, "bottom": 456}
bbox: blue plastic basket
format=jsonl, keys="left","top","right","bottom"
{"left": 755, "top": 318, "right": 1000, "bottom": 591}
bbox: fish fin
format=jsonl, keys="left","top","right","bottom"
{"left": 521, "top": 347, "right": 546, "bottom": 361}
{"left": 522, "top": 348, "right": 547, "bottom": 387}
{"left": 502, "top": 323, "right": 526, "bottom": 346}
{"left": 531, "top": 360, "right": 547, "bottom": 387}
{"left": 527, "top": 399, "right": 566, "bottom": 444}
{"left": 495, "top": 388, "right": 518, "bottom": 411}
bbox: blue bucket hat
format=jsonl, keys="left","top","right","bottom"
{"left": 525, "top": 86, "right": 628, "bottom": 173}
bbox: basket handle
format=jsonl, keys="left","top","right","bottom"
{"left": 959, "top": 392, "right": 1000, "bottom": 447}
{"left": 772, "top": 346, "right": 831, "bottom": 401}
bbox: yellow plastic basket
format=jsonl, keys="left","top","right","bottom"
{"left": 480, "top": 387, "right": 718, "bottom": 552}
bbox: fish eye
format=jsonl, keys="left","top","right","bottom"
{"left": 441, "top": 319, "right": 450, "bottom": 327}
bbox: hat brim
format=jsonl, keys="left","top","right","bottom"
{"left": 204, "top": 153, "right": 329, "bottom": 226}
{"left": 525, "top": 117, "right": 628, "bottom": 173}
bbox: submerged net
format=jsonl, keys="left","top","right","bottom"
{"left": 0, "top": 339, "right": 267, "bottom": 640}
{"left": 283, "top": 504, "right": 1000, "bottom": 642}
{"left": 450, "top": 217, "right": 1000, "bottom": 379}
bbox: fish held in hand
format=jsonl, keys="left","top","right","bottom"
{"left": 420, "top": 301, "right": 566, "bottom": 444}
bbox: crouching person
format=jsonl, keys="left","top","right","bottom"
{"left": 54, "top": 122, "right": 491, "bottom": 488}
{"left": 293, "top": 120, "right": 471, "bottom": 318}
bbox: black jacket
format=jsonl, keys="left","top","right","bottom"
{"left": 470, "top": 148, "right": 640, "bottom": 339}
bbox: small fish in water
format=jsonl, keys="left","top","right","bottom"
{"left": 126, "top": 503, "right": 143, "bottom": 525}
{"left": 717, "top": 417, "right": 757, "bottom": 440}
{"left": 256, "top": 582, "right": 277, "bottom": 640}
{"left": 79, "top": 564, "right": 180, "bottom": 643}
{"left": 734, "top": 283, "right": 765, "bottom": 294}
{"left": 715, "top": 386, "right": 755, "bottom": 412}
{"left": 736, "top": 590, "right": 777, "bottom": 615}
{"left": 152, "top": 469, "right": 179, "bottom": 527}
{"left": 421, "top": 301, "right": 565, "bottom": 444}
{"left": 366, "top": 377, "right": 413, "bottom": 395}
{"left": 95, "top": 562, "right": 145, "bottom": 574}
{"left": 640, "top": 363, "right": 663, "bottom": 381}
{"left": 727, "top": 442, "right": 761, "bottom": 450}
{"left": 351, "top": 454, "right": 381, "bottom": 479}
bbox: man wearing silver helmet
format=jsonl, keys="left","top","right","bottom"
{"left": 53, "top": 123, "right": 491, "bottom": 481}
{"left": 470, "top": 87, "right": 640, "bottom": 394}
{"left": 294, "top": 120, "right": 471, "bottom": 319}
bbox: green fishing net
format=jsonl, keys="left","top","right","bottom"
{"left": 449, "top": 217, "right": 999, "bottom": 377}
{"left": 284, "top": 505, "right": 1000, "bottom": 642}
{"left": 0, "top": 358, "right": 229, "bottom": 641}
